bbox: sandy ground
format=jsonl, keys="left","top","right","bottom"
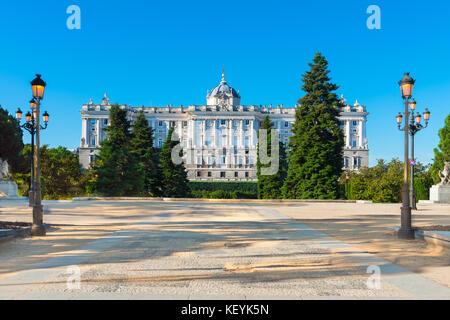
{"left": 0, "top": 200, "right": 448, "bottom": 299}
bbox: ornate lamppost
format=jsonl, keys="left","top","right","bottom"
{"left": 15, "top": 99, "right": 49, "bottom": 207}
{"left": 404, "top": 98, "right": 430, "bottom": 210}
{"left": 30, "top": 74, "right": 47, "bottom": 236}
{"left": 395, "top": 72, "right": 416, "bottom": 239}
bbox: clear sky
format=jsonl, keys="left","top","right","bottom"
{"left": 0, "top": 0, "right": 449, "bottom": 166}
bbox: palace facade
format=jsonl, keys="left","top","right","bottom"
{"left": 78, "top": 73, "right": 369, "bottom": 181}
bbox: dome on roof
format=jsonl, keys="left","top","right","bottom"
{"left": 206, "top": 71, "right": 241, "bottom": 106}
{"left": 207, "top": 79, "right": 240, "bottom": 98}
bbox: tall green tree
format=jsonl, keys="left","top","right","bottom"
{"left": 160, "top": 126, "right": 189, "bottom": 197}
{"left": 430, "top": 114, "right": 450, "bottom": 184}
{"left": 94, "top": 104, "right": 144, "bottom": 196}
{"left": 257, "top": 115, "right": 287, "bottom": 199}
{"left": 0, "top": 106, "right": 24, "bottom": 173}
{"left": 283, "top": 52, "right": 344, "bottom": 199}
{"left": 130, "top": 110, "right": 162, "bottom": 196}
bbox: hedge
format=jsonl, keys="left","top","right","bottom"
{"left": 189, "top": 181, "right": 258, "bottom": 199}
{"left": 189, "top": 181, "right": 257, "bottom": 193}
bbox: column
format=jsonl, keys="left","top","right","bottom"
{"left": 239, "top": 120, "right": 244, "bottom": 147}
{"left": 346, "top": 120, "right": 350, "bottom": 147}
{"left": 213, "top": 119, "right": 217, "bottom": 147}
{"left": 189, "top": 119, "right": 195, "bottom": 148}
{"left": 81, "top": 118, "right": 87, "bottom": 146}
{"left": 359, "top": 119, "right": 363, "bottom": 148}
{"left": 96, "top": 118, "right": 101, "bottom": 145}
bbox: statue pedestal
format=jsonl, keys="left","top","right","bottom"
{"left": 429, "top": 184, "right": 450, "bottom": 204}
{"left": 0, "top": 181, "right": 18, "bottom": 198}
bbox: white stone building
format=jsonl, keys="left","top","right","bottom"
{"left": 78, "top": 73, "right": 369, "bottom": 180}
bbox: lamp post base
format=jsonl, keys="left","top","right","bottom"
{"left": 28, "top": 190, "right": 35, "bottom": 207}
{"left": 397, "top": 227, "right": 415, "bottom": 240}
{"left": 31, "top": 223, "right": 46, "bottom": 236}
{"left": 411, "top": 194, "right": 417, "bottom": 210}
{"left": 31, "top": 204, "right": 46, "bottom": 236}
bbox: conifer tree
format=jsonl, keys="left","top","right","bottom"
{"left": 257, "top": 115, "right": 287, "bottom": 199}
{"left": 130, "top": 110, "right": 162, "bottom": 196}
{"left": 95, "top": 104, "right": 144, "bottom": 196}
{"left": 159, "top": 126, "right": 189, "bottom": 197}
{"left": 283, "top": 52, "right": 344, "bottom": 199}
{"left": 431, "top": 114, "right": 450, "bottom": 184}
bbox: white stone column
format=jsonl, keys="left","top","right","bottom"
{"left": 81, "top": 118, "right": 87, "bottom": 146}
{"left": 359, "top": 119, "right": 363, "bottom": 147}
{"left": 189, "top": 119, "right": 195, "bottom": 148}
{"left": 239, "top": 120, "right": 244, "bottom": 147}
{"left": 212, "top": 119, "right": 217, "bottom": 147}
{"left": 250, "top": 120, "right": 255, "bottom": 147}
{"left": 345, "top": 120, "right": 350, "bottom": 147}
{"left": 96, "top": 119, "right": 101, "bottom": 145}
{"left": 363, "top": 119, "right": 367, "bottom": 149}
{"left": 201, "top": 120, "right": 206, "bottom": 147}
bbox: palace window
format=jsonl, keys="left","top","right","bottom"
{"left": 245, "top": 172, "right": 249, "bottom": 178}
{"left": 352, "top": 121, "right": 358, "bottom": 126}
{"left": 220, "top": 120, "right": 226, "bottom": 125}
{"left": 284, "top": 122, "right": 289, "bottom": 127}
{"left": 159, "top": 121, "right": 163, "bottom": 127}
{"left": 234, "top": 172, "right": 238, "bottom": 178}
{"left": 197, "top": 171, "right": 201, "bottom": 177}
{"left": 207, "top": 172, "right": 212, "bottom": 177}
{"left": 220, "top": 172, "right": 225, "bottom": 178}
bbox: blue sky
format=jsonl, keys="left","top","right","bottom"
{"left": 0, "top": 0, "right": 449, "bottom": 166}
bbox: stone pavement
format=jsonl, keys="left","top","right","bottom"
{"left": 0, "top": 200, "right": 449, "bottom": 299}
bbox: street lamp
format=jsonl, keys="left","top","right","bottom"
{"left": 396, "top": 72, "right": 416, "bottom": 239}
{"left": 408, "top": 102, "right": 430, "bottom": 210}
{"left": 15, "top": 103, "right": 49, "bottom": 208}
{"left": 30, "top": 74, "right": 47, "bottom": 236}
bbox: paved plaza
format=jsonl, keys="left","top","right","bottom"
{"left": 0, "top": 200, "right": 449, "bottom": 299}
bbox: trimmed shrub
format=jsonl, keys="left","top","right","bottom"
{"left": 189, "top": 181, "right": 257, "bottom": 193}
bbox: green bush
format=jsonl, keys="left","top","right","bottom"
{"left": 209, "top": 190, "right": 233, "bottom": 199}
{"left": 414, "top": 177, "right": 433, "bottom": 202}
{"left": 232, "top": 190, "right": 257, "bottom": 199}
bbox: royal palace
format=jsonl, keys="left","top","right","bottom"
{"left": 78, "top": 73, "right": 369, "bottom": 181}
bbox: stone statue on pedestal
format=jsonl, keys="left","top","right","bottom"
{"left": 0, "top": 157, "right": 19, "bottom": 198}
{"left": 0, "top": 157, "right": 10, "bottom": 180}
{"left": 438, "top": 162, "right": 450, "bottom": 186}
{"left": 427, "top": 162, "right": 450, "bottom": 204}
